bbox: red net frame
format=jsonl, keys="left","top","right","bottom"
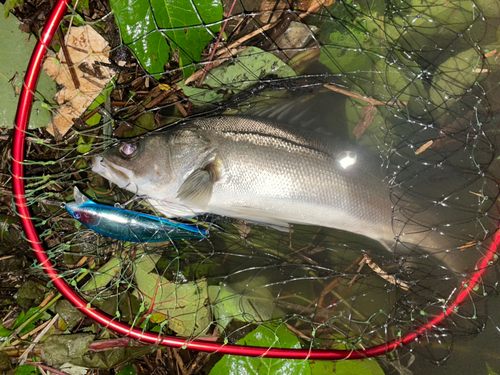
{"left": 10, "top": 0, "right": 500, "bottom": 360}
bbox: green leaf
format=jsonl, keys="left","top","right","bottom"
{"left": 487, "top": 363, "right": 500, "bottom": 375}
{"left": 208, "top": 280, "right": 276, "bottom": 329}
{"left": 177, "top": 82, "right": 223, "bottom": 105}
{"left": 4, "top": 0, "right": 24, "bottom": 18}
{"left": 117, "top": 365, "right": 137, "bottom": 375}
{"left": 151, "top": 0, "right": 223, "bottom": 78}
{"left": 133, "top": 252, "right": 210, "bottom": 336}
{"left": 0, "top": 7, "right": 56, "bottom": 128}
{"left": 109, "top": 0, "right": 223, "bottom": 77}
{"left": 40, "top": 333, "right": 94, "bottom": 367}
{"left": 81, "top": 255, "right": 122, "bottom": 293}
{"left": 109, "top": 0, "right": 170, "bottom": 75}
{"left": 209, "top": 325, "right": 312, "bottom": 375}
{"left": 0, "top": 325, "right": 12, "bottom": 338}
{"left": 309, "top": 359, "right": 385, "bottom": 375}
{"left": 11, "top": 307, "right": 45, "bottom": 336}
{"left": 77, "top": 136, "right": 95, "bottom": 153}
{"left": 85, "top": 82, "right": 114, "bottom": 126}
{"left": 15, "top": 364, "right": 41, "bottom": 375}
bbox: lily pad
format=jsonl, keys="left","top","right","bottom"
{"left": 133, "top": 253, "right": 210, "bottom": 336}
{"left": 309, "top": 358, "right": 385, "bottom": 375}
{"left": 208, "top": 281, "right": 275, "bottom": 329}
{"left": 209, "top": 325, "right": 311, "bottom": 375}
{"left": 428, "top": 48, "right": 484, "bottom": 118}
{"left": 0, "top": 7, "right": 56, "bottom": 129}
{"left": 181, "top": 46, "right": 296, "bottom": 104}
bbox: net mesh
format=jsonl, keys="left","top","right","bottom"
{"left": 6, "top": 0, "right": 500, "bottom": 368}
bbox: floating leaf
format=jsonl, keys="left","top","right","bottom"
{"left": 309, "top": 359, "right": 385, "bottom": 375}
{"left": 0, "top": 9, "right": 56, "bottom": 129}
{"left": 208, "top": 281, "right": 276, "bottom": 329}
{"left": 209, "top": 325, "right": 311, "bottom": 375}
{"left": 133, "top": 253, "right": 210, "bottom": 336}
{"left": 81, "top": 255, "right": 122, "bottom": 293}
{"left": 182, "top": 46, "right": 296, "bottom": 104}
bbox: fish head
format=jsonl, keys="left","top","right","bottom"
{"left": 92, "top": 134, "right": 175, "bottom": 197}
{"left": 92, "top": 128, "right": 215, "bottom": 200}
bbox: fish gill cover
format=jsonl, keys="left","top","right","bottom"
{"left": 5, "top": 0, "right": 500, "bottom": 373}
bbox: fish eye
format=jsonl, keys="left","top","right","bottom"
{"left": 119, "top": 142, "right": 139, "bottom": 159}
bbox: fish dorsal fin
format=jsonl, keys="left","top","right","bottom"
{"left": 74, "top": 187, "right": 90, "bottom": 206}
{"left": 176, "top": 157, "right": 221, "bottom": 208}
{"left": 236, "top": 88, "right": 347, "bottom": 136}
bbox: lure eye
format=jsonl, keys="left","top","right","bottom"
{"left": 74, "top": 211, "right": 81, "bottom": 220}
{"left": 119, "top": 142, "right": 139, "bottom": 158}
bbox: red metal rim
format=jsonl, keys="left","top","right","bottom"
{"left": 11, "top": 0, "right": 500, "bottom": 359}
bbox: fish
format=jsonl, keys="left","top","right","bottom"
{"left": 91, "top": 115, "right": 470, "bottom": 274}
{"left": 65, "top": 187, "right": 206, "bottom": 242}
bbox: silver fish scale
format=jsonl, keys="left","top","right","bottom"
{"left": 185, "top": 116, "right": 393, "bottom": 243}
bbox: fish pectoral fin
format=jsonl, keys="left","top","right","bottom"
{"left": 148, "top": 199, "right": 198, "bottom": 218}
{"left": 177, "top": 159, "right": 220, "bottom": 208}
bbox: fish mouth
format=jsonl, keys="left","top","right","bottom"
{"left": 91, "top": 156, "right": 135, "bottom": 189}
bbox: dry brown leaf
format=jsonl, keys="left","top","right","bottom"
{"left": 43, "top": 26, "right": 116, "bottom": 136}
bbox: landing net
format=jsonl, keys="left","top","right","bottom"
{"left": 9, "top": 0, "right": 500, "bottom": 368}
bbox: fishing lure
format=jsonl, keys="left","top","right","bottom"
{"left": 65, "top": 187, "right": 207, "bottom": 242}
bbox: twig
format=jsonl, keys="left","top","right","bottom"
{"left": 0, "top": 135, "right": 52, "bottom": 143}
{"left": 184, "top": 47, "right": 245, "bottom": 85}
{"left": 415, "top": 140, "right": 433, "bottom": 155}
{"left": 353, "top": 103, "right": 378, "bottom": 139}
{"left": 216, "top": 22, "right": 276, "bottom": 56}
{"left": 18, "top": 314, "right": 59, "bottom": 366}
{"left": 170, "top": 347, "right": 187, "bottom": 375}
{"left": 186, "top": 352, "right": 211, "bottom": 375}
{"left": 11, "top": 317, "right": 54, "bottom": 347}
{"left": 57, "top": 27, "right": 80, "bottom": 90}
{"left": 318, "top": 254, "right": 364, "bottom": 307}
{"left": 198, "top": 0, "right": 238, "bottom": 86}
{"left": 355, "top": 254, "right": 410, "bottom": 291}
{"left": 324, "top": 84, "right": 407, "bottom": 106}
{"left": 285, "top": 323, "right": 311, "bottom": 341}
{"left": 26, "top": 362, "right": 70, "bottom": 375}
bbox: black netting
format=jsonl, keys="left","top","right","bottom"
{"left": 7, "top": 0, "right": 500, "bottom": 370}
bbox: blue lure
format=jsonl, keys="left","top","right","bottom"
{"left": 65, "top": 187, "right": 207, "bottom": 242}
